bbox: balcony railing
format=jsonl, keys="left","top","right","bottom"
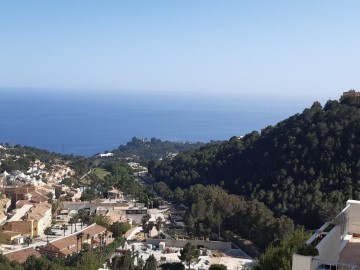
{"left": 313, "top": 258, "right": 357, "bottom": 270}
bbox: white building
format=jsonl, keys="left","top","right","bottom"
{"left": 98, "top": 153, "right": 114, "bottom": 158}
{"left": 292, "top": 200, "right": 360, "bottom": 270}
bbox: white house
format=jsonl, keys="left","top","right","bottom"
{"left": 98, "top": 153, "right": 114, "bottom": 158}
{"left": 292, "top": 200, "right": 360, "bottom": 270}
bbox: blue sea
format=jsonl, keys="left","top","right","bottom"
{"left": 0, "top": 88, "right": 311, "bottom": 156}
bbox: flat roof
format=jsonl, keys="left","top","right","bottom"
{"left": 340, "top": 236, "right": 360, "bottom": 267}
{"left": 9, "top": 204, "right": 33, "bottom": 222}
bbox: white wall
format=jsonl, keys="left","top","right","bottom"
{"left": 315, "top": 225, "right": 341, "bottom": 262}
{"left": 292, "top": 254, "right": 313, "bottom": 270}
{"left": 146, "top": 238, "right": 232, "bottom": 251}
{"left": 292, "top": 225, "right": 342, "bottom": 270}
{"left": 347, "top": 200, "right": 360, "bottom": 234}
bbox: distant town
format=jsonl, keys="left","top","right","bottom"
{"left": 0, "top": 143, "right": 253, "bottom": 270}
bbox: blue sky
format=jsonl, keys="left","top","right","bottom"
{"left": 1, "top": 1, "right": 360, "bottom": 102}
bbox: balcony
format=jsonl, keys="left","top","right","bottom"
{"left": 292, "top": 200, "right": 360, "bottom": 270}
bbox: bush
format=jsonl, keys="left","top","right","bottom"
{"left": 209, "top": 264, "right": 227, "bottom": 270}
{"left": 160, "top": 262, "right": 185, "bottom": 270}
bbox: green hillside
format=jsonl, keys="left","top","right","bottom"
{"left": 150, "top": 96, "right": 360, "bottom": 227}
{"left": 96, "top": 137, "right": 207, "bottom": 161}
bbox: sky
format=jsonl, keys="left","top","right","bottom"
{"left": 1, "top": 1, "right": 360, "bottom": 102}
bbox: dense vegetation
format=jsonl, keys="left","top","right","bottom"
{"left": 150, "top": 97, "right": 360, "bottom": 228}
{"left": 252, "top": 228, "right": 318, "bottom": 270}
{"left": 97, "top": 137, "right": 207, "bottom": 162}
{"left": 0, "top": 245, "right": 160, "bottom": 270}
{"left": 154, "top": 183, "right": 294, "bottom": 252}
{"left": 66, "top": 161, "right": 156, "bottom": 206}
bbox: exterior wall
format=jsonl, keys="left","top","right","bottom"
{"left": 315, "top": 225, "right": 341, "bottom": 262}
{"left": 292, "top": 254, "right": 313, "bottom": 270}
{"left": 347, "top": 200, "right": 360, "bottom": 234}
{"left": 0, "top": 186, "right": 35, "bottom": 200}
{"left": 1, "top": 220, "right": 34, "bottom": 238}
{"left": 126, "top": 213, "right": 147, "bottom": 224}
{"left": 146, "top": 238, "right": 232, "bottom": 251}
{"left": 36, "top": 207, "right": 52, "bottom": 236}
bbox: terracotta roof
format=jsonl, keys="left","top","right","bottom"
{"left": 4, "top": 247, "right": 41, "bottom": 263}
{"left": 27, "top": 202, "right": 51, "bottom": 221}
{"left": 16, "top": 200, "right": 33, "bottom": 208}
{"left": 41, "top": 223, "right": 111, "bottom": 257}
{"left": 29, "top": 190, "right": 48, "bottom": 203}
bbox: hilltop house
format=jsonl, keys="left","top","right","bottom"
{"left": 341, "top": 89, "right": 360, "bottom": 101}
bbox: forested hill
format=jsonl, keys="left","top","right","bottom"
{"left": 99, "top": 137, "right": 207, "bottom": 161}
{"left": 150, "top": 97, "right": 360, "bottom": 228}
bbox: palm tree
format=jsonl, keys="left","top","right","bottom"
{"left": 104, "top": 230, "right": 109, "bottom": 246}
{"left": 78, "top": 232, "right": 84, "bottom": 250}
{"left": 78, "top": 209, "right": 86, "bottom": 229}
{"left": 131, "top": 245, "right": 135, "bottom": 258}
{"left": 61, "top": 224, "right": 67, "bottom": 236}
{"left": 24, "top": 237, "right": 32, "bottom": 246}
{"left": 91, "top": 236, "right": 94, "bottom": 250}
{"left": 99, "top": 234, "right": 104, "bottom": 251}
{"left": 76, "top": 233, "right": 81, "bottom": 253}
{"left": 155, "top": 217, "right": 162, "bottom": 239}
{"left": 86, "top": 233, "right": 90, "bottom": 244}
{"left": 138, "top": 255, "right": 144, "bottom": 270}
{"left": 69, "top": 218, "right": 74, "bottom": 233}
{"left": 69, "top": 217, "right": 77, "bottom": 232}
{"left": 44, "top": 227, "right": 52, "bottom": 243}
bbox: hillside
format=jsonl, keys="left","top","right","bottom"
{"left": 150, "top": 96, "right": 360, "bottom": 228}
{"left": 95, "top": 137, "right": 208, "bottom": 161}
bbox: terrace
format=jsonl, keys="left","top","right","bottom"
{"left": 292, "top": 200, "right": 360, "bottom": 270}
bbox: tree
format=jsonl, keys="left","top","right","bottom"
{"left": 99, "top": 234, "right": 105, "bottom": 251}
{"left": 82, "top": 242, "right": 91, "bottom": 252}
{"left": 209, "top": 264, "right": 227, "bottom": 270}
{"left": 24, "top": 237, "right": 32, "bottom": 247}
{"left": 160, "top": 263, "right": 185, "bottom": 270}
{"left": 110, "top": 222, "right": 131, "bottom": 238}
{"left": 141, "top": 214, "right": 151, "bottom": 238}
{"left": 44, "top": 227, "right": 52, "bottom": 243}
{"left": 69, "top": 217, "right": 76, "bottom": 233}
{"left": 71, "top": 215, "right": 79, "bottom": 232}
{"left": 155, "top": 217, "right": 162, "bottom": 239}
{"left": 78, "top": 209, "right": 88, "bottom": 229}
{"left": 252, "top": 228, "right": 318, "bottom": 270}
{"left": 76, "top": 251, "right": 105, "bottom": 270}
{"left": 77, "top": 232, "right": 84, "bottom": 251}
{"left": 61, "top": 224, "right": 67, "bottom": 236}
{"left": 178, "top": 243, "right": 200, "bottom": 270}
{"left": 89, "top": 214, "right": 110, "bottom": 228}
{"left": 86, "top": 233, "right": 91, "bottom": 246}
{"left": 143, "top": 254, "right": 157, "bottom": 270}
{"left": 0, "top": 253, "right": 23, "bottom": 270}
{"left": 111, "top": 250, "right": 134, "bottom": 270}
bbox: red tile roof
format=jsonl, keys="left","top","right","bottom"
{"left": 4, "top": 247, "right": 41, "bottom": 263}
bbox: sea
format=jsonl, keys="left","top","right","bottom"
{"left": 0, "top": 88, "right": 312, "bottom": 157}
